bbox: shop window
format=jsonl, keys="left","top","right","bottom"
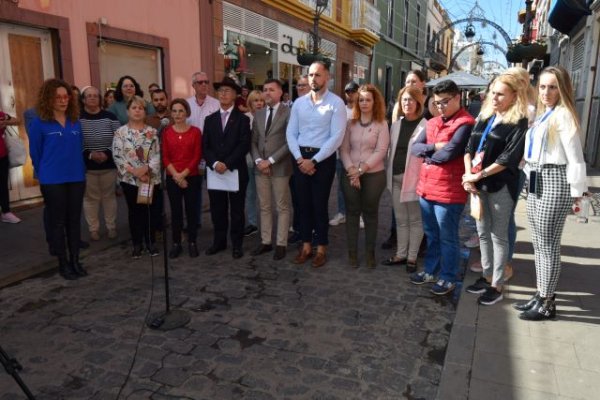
{"left": 224, "top": 31, "right": 277, "bottom": 89}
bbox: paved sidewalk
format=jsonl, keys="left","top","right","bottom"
{"left": 0, "top": 197, "right": 130, "bottom": 288}
{"left": 0, "top": 188, "right": 457, "bottom": 399}
{"left": 438, "top": 185, "right": 600, "bottom": 399}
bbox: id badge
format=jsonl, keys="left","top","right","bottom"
{"left": 528, "top": 170, "right": 538, "bottom": 195}
{"left": 471, "top": 152, "right": 484, "bottom": 173}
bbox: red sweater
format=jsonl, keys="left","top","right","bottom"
{"left": 416, "top": 109, "right": 475, "bottom": 204}
{"left": 162, "top": 125, "right": 202, "bottom": 176}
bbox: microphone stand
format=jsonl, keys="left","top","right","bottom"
{"left": 146, "top": 119, "right": 190, "bottom": 330}
{"left": 0, "top": 345, "right": 36, "bottom": 399}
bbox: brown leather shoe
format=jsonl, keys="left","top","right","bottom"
{"left": 312, "top": 252, "right": 327, "bottom": 268}
{"left": 293, "top": 248, "right": 312, "bottom": 264}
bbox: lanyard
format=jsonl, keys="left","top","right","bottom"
{"left": 527, "top": 108, "right": 554, "bottom": 159}
{"left": 476, "top": 115, "right": 496, "bottom": 153}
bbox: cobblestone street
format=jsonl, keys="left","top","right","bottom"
{"left": 0, "top": 194, "right": 458, "bottom": 400}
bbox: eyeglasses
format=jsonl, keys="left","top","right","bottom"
{"left": 194, "top": 80, "right": 210, "bottom": 85}
{"left": 54, "top": 95, "right": 71, "bottom": 102}
{"left": 401, "top": 97, "right": 416, "bottom": 103}
{"left": 433, "top": 96, "right": 455, "bottom": 108}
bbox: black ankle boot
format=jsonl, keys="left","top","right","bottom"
{"left": 513, "top": 291, "right": 541, "bottom": 312}
{"left": 71, "top": 258, "right": 88, "bottom": 277}
{"left": 169, "top": 243, "right": 182, "bottom": 259}
{"left": 58, "top": 256, "right": 78, "bottom": 280}
{"left": 348, "top": 251, "right": 358, "bottom": 268}
{"left": 519, "top": 296, "right": 556, "bottom": 321}
{"left": 381, "top": 231, "right": 397, "bottom": 250}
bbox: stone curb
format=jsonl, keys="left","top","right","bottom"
{"left": 436, "top": 255, "right": 480, "bottom": 400}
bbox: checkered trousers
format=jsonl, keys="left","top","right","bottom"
{"left": 526, "top": 164, "right": 572, "bottom": 298}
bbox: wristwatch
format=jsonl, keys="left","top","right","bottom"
{"left": 311, "top": 159, "right": 317, "bottom": 166}
{"left": 481, "top": 169, "right": 488, "bottom": 178}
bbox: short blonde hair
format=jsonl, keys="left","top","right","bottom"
{"left": 126, "top": 95, "right": 147, "bottom": 110}
{"left": 246, "top": 90, "right": 264, "bottom": 113}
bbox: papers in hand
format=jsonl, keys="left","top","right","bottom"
{"left": 207, "top": 168, "right": 239, "bottom": 192}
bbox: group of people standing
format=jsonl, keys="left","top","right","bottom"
{"left": 14, "top": 61, "right": 587, "bottom": 321}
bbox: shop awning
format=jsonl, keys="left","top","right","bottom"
{"left": 548, "top": 0, "right": 592, "bottom": 35}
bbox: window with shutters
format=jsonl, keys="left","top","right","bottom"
{"left": 571, "top": 35, "right": 585, "bottom": 96}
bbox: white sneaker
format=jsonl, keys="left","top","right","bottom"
{"left": 359, "top": 216, "right": 365, "bottom": 229}
{"left": 1, "top": 212, "right": 21, "bottom": 224}
{"left": 469, "top": 261, "right": 483, "bottom": 273}
{"left": 464, "top": 234, "right": 480, "bottom": 248}
{"left": 329, "top": 213, "right": 346, "bottom": 226}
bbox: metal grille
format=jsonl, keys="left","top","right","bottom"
{"left": 223, "top": 2, "right": 279, "bottom": 43}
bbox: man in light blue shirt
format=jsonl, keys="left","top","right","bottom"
{"left": 286, "top": 61, "right": 347, "bottom": 268}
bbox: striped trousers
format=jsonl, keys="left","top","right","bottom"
{"left": 526, "top": 164, "right": 572, "bottom": 298}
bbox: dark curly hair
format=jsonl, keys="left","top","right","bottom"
{"left": 36, "top": 78, "right": 79, "bottom": 122}
{"left": 114, "top": 75, "right": 144, "bottom": 102}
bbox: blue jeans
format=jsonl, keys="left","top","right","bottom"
{"left": 335, "top": 158, "right": 346, "bottom": 215}
{"left": 420, "top": 197, "right": 464, "bottom": 283}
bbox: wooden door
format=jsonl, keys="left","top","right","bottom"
{"left": 0, "top": 23, "right": 54, "bottom": 202}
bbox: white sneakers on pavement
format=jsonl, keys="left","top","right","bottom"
{"left": 1, "top": 212, "right": 21, "bottom": 224}
{"left": 329, "top": 213, "right": 346, "bottom": 226}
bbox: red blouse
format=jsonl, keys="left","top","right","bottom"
{"left": 161, "top": 125, "right": 202, "bottom": 176}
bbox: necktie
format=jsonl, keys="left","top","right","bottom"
{"left": 265, "top": 107, "right": 273, "bottom": 134}
{"left": 221, "top": 111, "right": 229, "bottom": 129}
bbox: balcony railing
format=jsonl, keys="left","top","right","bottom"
{"left": 352, "top": 0, "right": 381, "bottom": 35}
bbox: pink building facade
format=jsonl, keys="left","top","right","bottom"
{"left": 0, "top": 0, "right": 215, "bottom": 204}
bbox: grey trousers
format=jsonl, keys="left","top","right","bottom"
{"left": 476, "top": 185, "right": 514, "bottom": 287}
{"left": 392, "top": 174, "right": 423, "bottom": 261}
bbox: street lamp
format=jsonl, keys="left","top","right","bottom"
{"left": 297, "top": 0, "right": 331, "bottom": 67}
{"left": 464, "top": 23, "right": 476, "bottom": 42}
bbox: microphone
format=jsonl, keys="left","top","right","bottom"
{"left": 158, "top": 117, "right": 170, "bottom": 137}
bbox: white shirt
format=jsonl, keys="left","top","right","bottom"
{"left": 524, "top": 106, "right": 587, "bottom": 197}
{"left": 265, "top": 102, "right": 280, "bottom": 130}
{"left": 219, "top": 106, "right": 234, "bottom": 127}
{"left": 186, "top": 94, "right": 220, "bottom": 132}
{"left": 254, "top": 102, "right": 280, "bottom": 165}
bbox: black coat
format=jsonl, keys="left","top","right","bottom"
{"left": 465, "top": 116, "right": 527, "bottom": 201}
{"left": 202, "top": 108, "right": 250, "bottom": 179}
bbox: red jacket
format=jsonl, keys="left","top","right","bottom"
{"left": 417, "top": 108, "right": 475, "bottom": 204}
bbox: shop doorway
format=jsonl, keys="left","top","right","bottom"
{"left": 0, "top": 23, "right": 56, "bottom": 203}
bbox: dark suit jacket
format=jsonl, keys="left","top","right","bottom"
{"left": 250, "top": 104, "right": 292, "bottom": 177}
{"left": 203, "top": 108, "right": 251, "bottom": 181}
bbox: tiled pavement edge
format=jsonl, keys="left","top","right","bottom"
{"left": 437, "top": 189, "right": 600, "bottom": 400}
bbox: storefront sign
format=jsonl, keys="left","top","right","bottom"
{"left": 279, "top": 25, "right": 309, "bottom": 65}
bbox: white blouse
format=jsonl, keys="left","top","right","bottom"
{"left": 524, "top": 106, "right": 587, "bottom": 197}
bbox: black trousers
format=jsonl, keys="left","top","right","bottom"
{"left": 289, "top": 157, "right": 301, "bottom": 233}
{"left": 40, "top": 181, "right": 85, "bottom": 259}
{"left": 208, "top": 172, "right": 248, "bottom": 250}
{"left": 293, "top": 150, "right": 336, "bottom": 246}
{"left": 0, "top": 156, "right": 9, "bottom": 213}
{"left": 121, "top": 182, "right": 161, "bottom": 247}
{"left": 166, "top": 175, "right": 200, "bottom": 244}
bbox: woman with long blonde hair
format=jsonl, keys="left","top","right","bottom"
{"left": 462, "top": 71, "right": 529, "bottom": 305}
{"left": 514, "top": 66, "right": 587, "bottom": 320}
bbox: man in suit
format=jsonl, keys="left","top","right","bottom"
{"left": 202, "top": 77, "right": 250, "bottom": 259}
{"left": 250, "top": 79, "right": 291, "bottom": 260}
